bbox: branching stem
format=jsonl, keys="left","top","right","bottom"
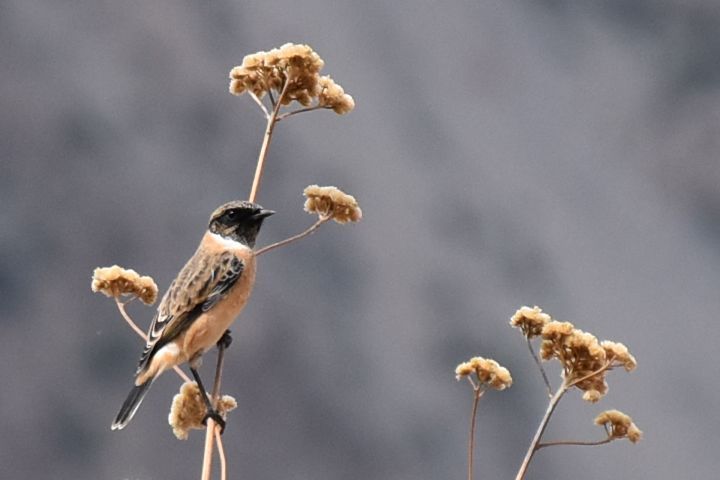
{"left": 514, "top": 383, "right": 567, "bottom": 480}
{"left": 249, "top": 79, "right": 290, "bottom": 202}
{"left": 536, "top": 437, "right": 613, "bottom": 450}
{"left": 248, "top": 92, "right": 270, "bottom": 118}
{"left": 565, "top": 359, "right": 614, "bottom": 389}
{"left": 114, "top": 299, "right": 191, "bottom": 383}
{"left": 276, "top": 105, "right": 325, "bottom": 121}
{"left": 526, "top": 338, "right": 552, "bottom": 397}
{"left": 255, "top": 216, "right": 330, "bottom": 256}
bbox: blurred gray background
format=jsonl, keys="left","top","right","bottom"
{"left": 2, "top": 0, "right": 719, "bottom": 478}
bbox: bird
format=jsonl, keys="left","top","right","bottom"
{"left": 111, "top": 200, "right": 274, "bottom": 431}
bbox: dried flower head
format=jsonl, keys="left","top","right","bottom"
{"left": 455, "top": 356, "right": 513, "bottom": 391}
{"left": 168, "top": 382, "right": 237, "bottom": 440}
{"left": 601, "top": 341, "right": 637, "bottom": 372}
{"left": 229, "top": 43, "right": 353, "bottom": 114}
{"left": 510, "top": 305, "right": 552, "bottom": 338}
{"left": 595, "top": 409, "right": 643, "bottom": 443}
{"left": 303, "top": 185, "right": 362, "bottom": 224}
{"left": 318, "top": 76, "right": 355, "bottom": 114}
{"left": 539, "top": 321, "right": 636, "bottom": 402}
{"left": 91, "top": 265, "right": 158, "bottom": 305}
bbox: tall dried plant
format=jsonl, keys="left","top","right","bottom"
{"left": 93, "top": 43, "right": 360, "bottom": 480}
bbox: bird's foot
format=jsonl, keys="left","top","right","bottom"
{"left": 202, "top": 409, "right": 226, "bottom": 434}
{"left": 217, "top": 330, "right": 233, "bottom": 350}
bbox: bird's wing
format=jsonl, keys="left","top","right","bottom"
{"left": 135, "top": 250, "right": 244, "bottom": 375}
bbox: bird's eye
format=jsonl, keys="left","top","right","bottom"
{"left": 225, "top": 209, "right": 239, "bottom": 220}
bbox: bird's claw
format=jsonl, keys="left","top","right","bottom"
{"left": 202, "top": 410, "right": 226, "bottom": 434}
{"left": 217, "top": 330, "right": 233, "bottom": 350}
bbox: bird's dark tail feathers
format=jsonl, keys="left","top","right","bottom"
{"left": 111, "top": 378, "right": 155, "bottom": 430}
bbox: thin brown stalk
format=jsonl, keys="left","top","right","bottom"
{"left": 514, "top": 383, "right": 567, "bottom": 480}
{"left": 565, "top": 359, "right": 614, "bottom": 389}
{"left": 201, "top": 332, "right": 231, "bottom": 480}
{"left": 276, "top": 105, "right": 324, "bottom": 121}
{"left": 526, "top": 338, "right": 552, "bottom": 397}
{"left": 215, "top": 428, "right": 227, "bottom": 480}
{"left": 467, "top": 385, "right": 484, "bottom": 480}
{"left": 115, "top": 299, "right": 191, "bottom": 383}
{"left": 536, "top": 437, "right": 613, "bottom": 450}
{"left": 255, "top": 216, "right": 330, "bottom": 256}
{"left": 248, "top": 79, "right": 291, "bottom": 202}
{"left": 201, "top": 424, "right": 216, "bottom": 480}
{"left": 248, "top": 92, "right": 270, "bottom": 118}
{"left": 115, "top": 299, "right": 147, "bottom": 339}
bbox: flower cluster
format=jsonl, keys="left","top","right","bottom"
{"left": 539, "top": 320, "right": 636, "bottom": 402}
{"left": 229, "top": 43, "right": 354, "bottom": 114}
{"left": 168, "top": 382, "right": 237, "bottom": 440}
{"left": 317, "top": 75, "right": 355, "bottom": 114}
{"left": 304, "top": 185, "right": 362, "bottom": 224}
{"left": 595, "top": 409, "right": 643, "bottom": 443}
{"left": 510, "top": 305, "right": 551, "bottom": 338}
{"left": 91, "top": 265, "right": 158, "bottom": 305}
{"left": 455, "top": 356, "right": 513, "bottom": 391}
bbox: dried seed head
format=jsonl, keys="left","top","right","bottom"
{"left": 168, "top": 382, "right": 237, "bottom": 440}
{"left": 455, "top": 356, "right": 512, "bottom": 391}
{"left": 510, "top": 305, "right": 552, "bottom": 338}
{"left": 318, "top": 76, "right": 355, "bottom": 114}
{"left": 601, "top": 341, "right": 637, "bottom": 372}
{"left": 303, "top": 185, "right": 362, "bottom": 224}
{"left": 229, "top": 43, "right": 354, "bottom": 115}
{"left": 595, "top": 409, "right": 643, "bottom": 443}
{"left": 539, "top": 320, "right": 636, "bottom": 402}
{"left": 91, "top": 265, "right": 158, "bottom": 305}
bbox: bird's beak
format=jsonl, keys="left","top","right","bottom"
{"left": 253, "top": 209, "right": 275, "bottom": 220}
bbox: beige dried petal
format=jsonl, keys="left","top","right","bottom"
{"left": 602, "top": 340, "right": 637, "bottom": 372}
{"left": 91, "top": 265, "right": 158, "bottom": 305}
{"left": 582, "top": 389, "right": 602, "bottom": 403}
{"left": 318, "top": 76, "right": 355, "bottom": 115}
{"left": 455, "top": 362, "right": 474, "bottom": 380}
{"left": 510, "top": 305, "right": 551, "bottom": 338}
{"left": 489, "top": 366, "right": 513, "bottom": 390}
{"left": 627, "top": 423, "right": 643, "bottom": 443}
{"left": 541, "top": 321, "right": 575, "bottom": 339}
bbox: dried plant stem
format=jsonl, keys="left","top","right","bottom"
{"left": 276, "top": 105, "right": 323, "bottom": 121}
{"left": 115, "top": 299, "right": 191, "bottom": 383}
{"left": 248, "top": 79, "right": 291, "bottom": 202}
{"left": 526, "top": 338, "right": 552, "bottom": 397}
{"left": 201, "top": 334, "right": 230, "bottom": 480}
{"left": 115, "top": 299, "right": 148, "bottom": 339}
{"left": 215, "top": 428, "right": 227, "bottom": 480}
{"left": 248, "top": 92, "right": 270, "bottom": 118}
{"left": 255, "top": 216, "right": 330, "bottom": 256}
{"left": 467, "top": 382, "right": 484, "bottom": 480}
{"left": 514, "top": 383, "right": 567, "bottom": 480}
{"left": 201, "top": 424, "right": 216, "bottom": 480}
{"left": 565, "top": 360, "right": 614, "bottom": 389}
{"left": 536, "top": 437, "right": 613, "bottom": 450}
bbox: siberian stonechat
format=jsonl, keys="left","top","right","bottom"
{"left": 111, "top": 200, "right": 273, "bottom": 431}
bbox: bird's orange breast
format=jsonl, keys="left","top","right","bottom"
{"left": 180, "top": 234, "right": 257, "bottom": 360}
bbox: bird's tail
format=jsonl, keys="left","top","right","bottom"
{"left": 111, "top": 378, "right": 155, "bottom": 430}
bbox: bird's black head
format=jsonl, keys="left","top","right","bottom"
{"left": 208, "top": 200, "right": 274, "bottom": 248}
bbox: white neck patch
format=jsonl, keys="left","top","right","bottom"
{"left": 209, "top": 232, "right": 252, "bottom": 251}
